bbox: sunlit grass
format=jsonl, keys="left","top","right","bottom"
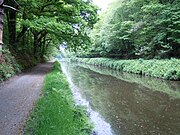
{"left": 24, "top": 61, "right": 93, "bottom": 135}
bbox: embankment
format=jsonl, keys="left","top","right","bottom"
{"left": 69, "top": 58, "right": 180, "bottom": 80}
{"left": 73, "top": 63, "right": 180, "bottom": 99}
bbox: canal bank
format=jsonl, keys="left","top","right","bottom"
{"left": 24, "top": 61, "right": 93, "bottom": 135}
{"left": 69, "top": 58, "right": 180, "bottom": 80}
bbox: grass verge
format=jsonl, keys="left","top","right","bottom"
{"left": 24, "top": 61, "right": 93, "bottom": 135}
{"left": 69, "top": 58, "right": 180, "bottom": 80}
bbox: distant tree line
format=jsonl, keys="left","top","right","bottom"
{"left": 86, "top": 0, "right": 180, "bottom": 59}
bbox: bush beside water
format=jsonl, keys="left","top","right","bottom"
{"left": 70, "top": 58, "right": 180, "bottom": 80}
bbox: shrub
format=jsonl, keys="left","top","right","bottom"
{"left": 0, "top": 49, "right": 22, "bottom": 82}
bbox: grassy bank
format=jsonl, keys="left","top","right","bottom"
{"left": 24, "top": 61, "right": 93, "bottom": 135}
{"left": 76, "top": 63, "right": 180, "bottom": 99}
{"left": 70, "top": 58, "right": 180, "bottom": 80}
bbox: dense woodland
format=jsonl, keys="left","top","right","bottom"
{"left": 76, "top": 0, "right": 180, "bottom": 59}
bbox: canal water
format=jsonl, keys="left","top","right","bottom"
{"left": 60, "top": 62, "right": 180, "bottom": 135}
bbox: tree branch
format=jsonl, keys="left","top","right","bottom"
{"left": 40, "top": 1, "right": 63, "bottom": 12}
{"left": 3, "top": 4, "right": 19, "bottom": 12}
{"left": 38, "top": 31, "right": 47, "bottom": 43}
{"left": 16, "top": 26, "right": 28, "bottom": 42}
{"left": 12, "top": 0, "right": 20, "bottom": 7}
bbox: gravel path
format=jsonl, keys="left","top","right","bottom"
{"left": 0, "top": 62, "right": 53, "bottom": 135}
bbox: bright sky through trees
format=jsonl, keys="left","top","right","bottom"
{"left": 93, "top": 0, "right": 111, "bottom": 10}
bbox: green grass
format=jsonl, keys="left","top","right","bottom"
{"left": 24, "top": 61, "right": 93, "bottom": 135}
{"left": 69, "top": 58, "right": 180, "bottom": 80}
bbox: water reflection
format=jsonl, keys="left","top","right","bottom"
{"left": 61, "top": 62, "right": 180, "bottom": 135}
{"left": 61, "top": 63, "right": 114, "bottom": 135}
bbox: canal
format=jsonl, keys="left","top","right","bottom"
{"left": 60, "top": 62, "right": 180, "bottom": 135}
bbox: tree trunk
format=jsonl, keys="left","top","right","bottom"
{"left": 7, "top": 10, "right": 16, "bottom": 45}
{"left": 41, "top": 35, "right": 46, "bottom": 58}
{"left": 4, "top": 0, "right": 19, "bottom": 46}
{"left": 16, "top": 26, "right": 27, "bottom": 43}
{"left": 0, "top": 0, "right": 4, "bottom": 63}
{"left": 33, "top": 32, "right": 39, "bottom": 56}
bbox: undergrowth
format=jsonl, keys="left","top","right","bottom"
{"left": 70, "top": 58, "right": 180, "bottom": 80}
{"left": 0, "top": 49, "right": 22, "bottom": 82}
{"left": 0, "top": 48, "right": 48, "bottom": 82}
{"left": 24, "top": 61, "right": 93, "bottom": 135}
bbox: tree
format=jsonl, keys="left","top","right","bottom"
{"left": 2, "top": 0, "right": 98, "bottom": 60}
{"left": 0, "top": 0, "right": 4, "bottom": 63}
{"left": 88, "top": 0, "right": 180, "bottom": 59}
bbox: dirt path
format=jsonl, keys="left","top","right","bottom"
{"left": 0, "top": 62, "right": 53, "bottom": 135}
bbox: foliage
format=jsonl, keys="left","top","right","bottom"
{"left": 70, "top": 58, "right": 180, "bottom": 80}
{"left": 24, "top": 61, "right": 93, "bottom": 135}
{"left": 3, "top": 0, "right": 98, "bottom": 62}
{"left": 1, "top": 0, "right": 98, "bottom": 81}
{"left": 0, "top": 48, "right": 22, "bottom": 82}
{"left": 83, "top": 0, "right": 180, "bottom": 59}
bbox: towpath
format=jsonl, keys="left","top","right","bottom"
{"left": 0, "top": 62, "right": 52, "bottom": 135}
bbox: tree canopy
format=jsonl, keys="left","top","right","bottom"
{"left": 3, "top": 0, "right": 98, "bottom": 59}
{"left": 2, "top": 0, "right": 180, "bottom": 61}
{"left": 83, "top": 0, "right": 180, "bottom": 59}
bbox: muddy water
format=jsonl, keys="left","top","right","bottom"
{"left": 60, "top": 62, "right": 180, "bottom": 135}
